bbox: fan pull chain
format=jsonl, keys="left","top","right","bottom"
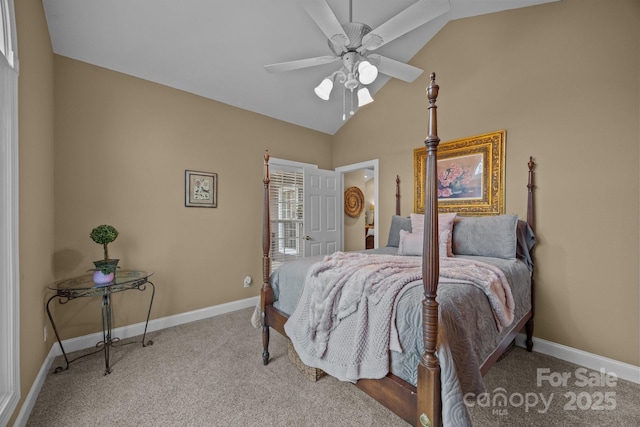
{"left": 350, "top": 88, "right": 355, "bottom": 116}
{"left": 342, "top": 87, "right": 346, "bottom": 121}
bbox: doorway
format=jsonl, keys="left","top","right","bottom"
{"left": 335, "top": 159, "right": 379, "bottom": 250}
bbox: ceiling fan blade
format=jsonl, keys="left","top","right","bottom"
{"left": 264, "top": 55, "right": 340, "bottom": 73}
{"left": 301, "top": 0, "right": 350, "bottom": 50}
{"left": 368, "top": 54, "right": 423, "bottom": 82}
{"left": 361, "top": 0, "right": 450, "bottom": 51}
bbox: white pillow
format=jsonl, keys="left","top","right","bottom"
{"left": 410, "top": 212, "right": 457, "bottom": 256}
{"left": 398, "top": 229, "right": 449, "bottom": 258}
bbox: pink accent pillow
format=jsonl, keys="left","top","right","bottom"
{"left": 398, "top": 229, "right": 450, "bottom": 258}
{"left": 410, "top": 212, "right": 457, "bottom": 257}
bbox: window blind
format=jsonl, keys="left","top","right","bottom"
{"left": 269, "top": 167, "right": 303, "bottom": 272}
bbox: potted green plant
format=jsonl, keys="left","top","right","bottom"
{"left": 90, "top": 224, "right": 120, "bottom": 269}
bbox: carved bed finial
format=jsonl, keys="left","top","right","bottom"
{"left": 426, "top": 75, "right": 439, "bottom": 147}
{"left": 527, "top": 156, "right": 536, "bottom": 233}
{"left": 395, "top": 175, "right": 401, "bottom": 216}
{"left": 427, "top": 73, "right": 439, "bottom": 106}
{"left": 264, "top": 150, "right": 270, "bottom": 186}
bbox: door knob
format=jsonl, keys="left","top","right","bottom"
{"left": 304, "top": 235, "right": 312, "bottom": 240}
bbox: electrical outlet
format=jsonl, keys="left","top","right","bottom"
{"left": 44, "top": 325, "right": 48, "bottom": 342}
{"left": 243, "top": 276, "right": 252, "bottom": 288}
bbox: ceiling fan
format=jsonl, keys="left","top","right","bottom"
{"left": 264, "top": 0, "right": 450, "bottom": 115}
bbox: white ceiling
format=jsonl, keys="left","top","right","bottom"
{"left": 42, "top": 0, "right": 558, "bottom": 135}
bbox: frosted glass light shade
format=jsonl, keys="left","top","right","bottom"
{"left": 358, "top": 61, "right": 378, "bottom": 85}
{"left": 357, "top": 87, "right": 374, "bottom": 107}
{"left": 314, "top": 78, "right": 333, "bottom": 100}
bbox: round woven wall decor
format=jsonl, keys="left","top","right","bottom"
{"left": 344, "top": 186, "right": 365, "bottom": 218}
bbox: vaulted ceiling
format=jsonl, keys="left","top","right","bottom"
{"left": 42, "top": 0, "right": 558, "bottom": 135}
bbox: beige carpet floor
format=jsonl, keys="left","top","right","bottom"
{"left": 27, "top": 308, "right": 639, "bottom": 426}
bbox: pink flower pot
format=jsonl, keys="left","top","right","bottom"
{"left": 93, "top": 270, "right": 114, "bottom": 285}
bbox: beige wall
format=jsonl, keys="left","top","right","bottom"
{"left": 50, "top": 57, "right": 333, "bottom": 338}
{"left": 13, "top": 0, "right": 56, "bottom": 425}
{"left": 333, "top": 0, "right": 640, "bottom": 365}
{"left": 10, "top": 0, "right": 639, "bottom": 422}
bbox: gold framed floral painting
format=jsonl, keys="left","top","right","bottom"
{"left": 413, "top": 130, "right": 505, "bottom": 216}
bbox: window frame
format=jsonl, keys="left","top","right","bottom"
{"left": 0, "top": 0, "right": 20, "bottom": 424}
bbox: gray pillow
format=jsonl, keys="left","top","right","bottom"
{"left": 452, "top": 214, "right": 518, "bottom": 259}
{"left": 386, "top": 215, "right": 412, "bottom": 247}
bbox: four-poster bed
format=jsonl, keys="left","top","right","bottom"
{"left": 260, "top": 73, "right": 536, "bottom": 426}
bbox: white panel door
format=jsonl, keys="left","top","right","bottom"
{"left": 304, "top": 167, "right": 341, "bottom": 257}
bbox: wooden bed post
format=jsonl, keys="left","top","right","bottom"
{"left": 395, "top": 175, "right": 401, "bottom": 216}
{"left": 417, "top": 73, "right": 442, "bottom": 427}
{"left": 525, "top": 156, "right": 536, "bottom": 352}
{"left": 262, "top": 150, "right": 275, "bottom": 365}
{"left": 527, "top": 157, "right": 536, "bottom": 233}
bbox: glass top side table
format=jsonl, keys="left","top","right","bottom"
{"left": 46, "top": 269, "right": 155, "bottom": 375}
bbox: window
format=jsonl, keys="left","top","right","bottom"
{"left": 269, "top": 166, "right": 304, "bottom": 272}
{"left": 0, "top": 3, "right": 5, "bottom": 57}
{"left": 0, "top": 0, "right": 15, "bottom": 67}
{"left": 0, "top": 0, "right": 19, "bottom": 424}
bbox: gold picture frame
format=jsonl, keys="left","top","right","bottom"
{"left": 414, "top": 130, "right": 505, "bottom": 216}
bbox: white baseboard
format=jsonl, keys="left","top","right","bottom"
{"left": 515, "top": 333, "right": 640, "bottom": 384}
{"left": 12, "top": 346, "right": 55, "bottom": 427}
{"left": 12, "top": 296, "right": 258, "bottom": 427}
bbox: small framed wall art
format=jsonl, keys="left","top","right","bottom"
{"left": 185, "top": 170, "right": 217, "bottom": 208}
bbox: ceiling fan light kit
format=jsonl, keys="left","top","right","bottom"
{"left": 265, "top": 0, "right": 451, "bottom": 116}
{"left": 357, "top": 60, "right": 378, "bottom": 85}
{"left": 315, "top": 67, "right": 375, "bottom": 120}
{"left": 314, "top": 77, "right": 334, "bottom": 100}
{"left": 357, "top": 87, "right": 374, "bottom": 107}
